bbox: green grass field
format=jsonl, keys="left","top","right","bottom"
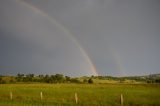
{"left": 0, "top": 84, "right": 160, "bottom": 106}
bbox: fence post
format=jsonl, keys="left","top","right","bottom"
{"left": 40, "top": 92, "right": 43, "bottom": 100}
{"left": 120, "top": 94, "right": 123, "bottom": 105}
{"left": 75, "top": 93, "right": 78, "bottom": 104}
{"left": 10, "top": 92, "right": 12, "bottom": 100}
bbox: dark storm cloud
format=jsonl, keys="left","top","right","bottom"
{"left": 0, "top": 0, "right": 160, "bottom": 76}
{"left": 0, "top": 0, "right": 95, "bottom": 76}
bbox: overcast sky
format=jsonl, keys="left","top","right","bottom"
{"left": 0, "top": 0, "right": 160, "bottom": 76}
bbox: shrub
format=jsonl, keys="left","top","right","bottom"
{"left": 88, "top": 78, "right": 93, "bottom": 84}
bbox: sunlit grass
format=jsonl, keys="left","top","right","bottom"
{"left": 0, "top": 84, "right": 160, "bottom": 106}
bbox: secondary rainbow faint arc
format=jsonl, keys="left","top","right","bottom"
{"left": 15, "top": 0, "right": 98, "bottom": 76}
{"left": 109, "top": 46, "right": 126, "bottom": 76}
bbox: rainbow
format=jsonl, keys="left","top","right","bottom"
{"left": 109, "top": 46, "right": 126, "bottom": 76}
{"left": 15, "top": 0, "right": 98, "bottom": 76}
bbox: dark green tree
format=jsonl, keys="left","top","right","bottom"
{"left": 65, "top": 76, "right": 71, "bottom": 82}
{"left": 88, "top": 78, "right": 93, "bottom": 84}
{"left": 16, "top": 73, "right": 24, "bottom": 82}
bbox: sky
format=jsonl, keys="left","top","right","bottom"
{"left": 0, "top": 0, "right": 160, "bottom": 77}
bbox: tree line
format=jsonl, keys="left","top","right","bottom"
{"left": 0, "top": 73, "right": 160, "bottom": 84}
{"left": 0, "top": 73, "right": 94, "bottom": 84}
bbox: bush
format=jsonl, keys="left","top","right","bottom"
{"left": 88, "top": 78, "right": 93, "bottom": 84}
{"left": 70, "top": 78, "right": 81, "bottom": 83}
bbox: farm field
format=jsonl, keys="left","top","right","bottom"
{"left": 0, "top": 84, "right": 160, "bottom": 106}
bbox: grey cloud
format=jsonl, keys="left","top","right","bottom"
{"left": 0, "top": 0, "right": 160, "bottom": 76}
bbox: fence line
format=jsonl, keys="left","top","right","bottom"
{"left": 75, "top": 93, "right": 78, "bottom": 104}
{"left": 10, "top": 92, "right": 12, "bottom": 100}
{"left": 40, "top": 92, "right": 43, "bottom": 100}
{"left": 7, "top": 91, "right": 124, "bottom": 105}
{"left": 120, "top": 94, "right": 124, "bottom": 106}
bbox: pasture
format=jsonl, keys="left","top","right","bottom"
{"left": 0, "top": 84, "right": 160, "bottom": 106}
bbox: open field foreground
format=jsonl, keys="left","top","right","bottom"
{"left": 0, "top": 84, "right": 160, "bottom": 106}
